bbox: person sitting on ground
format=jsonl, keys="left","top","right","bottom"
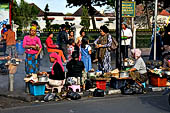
{"left": 66, "top": 51, "right": 85, "bottom": 86}
{"left": 46, "top": 52, "right": 65, "bottom": 87}
{"left": 46, "top": 32, "right": 66, "bottom": 63}
{"left": 67, "top": 39, "right": 75, "bottom": 61}
{"left": 128, "top": 49, "right": 148, "bottom": 85}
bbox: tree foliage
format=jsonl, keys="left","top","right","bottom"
{"left": 11, "top": 0, "right": 39, "bottom": 28}
{"left": 80, "top": 6, "right": 90, "bottom": 29}
{"left": 44, "top": 4, "right": 53, "bottom": 29}
{"left": 66, "top": 0, "right": 115, "bottom": 29}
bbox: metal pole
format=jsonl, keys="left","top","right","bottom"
{"left": 116, "top": 0, "right": 122, "bottom": 70}
{"left": 154, "top": 0, "right": 158, "bottom": 60}
{"left": 132, "top": 0, "right": 136, "bottom": 48}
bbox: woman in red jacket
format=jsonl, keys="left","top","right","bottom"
{"left": 46, "top": 33, "right": 66, "bottom": 63}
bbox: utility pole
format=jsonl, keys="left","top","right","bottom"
{"left": 116, "top": 0, "right": 122, "bottom": 70}
{"left": 154, "top": 0, "right": 158, "bottom": 60}
{"left": 132, "top": 0, "right": 136, "bottom": 48}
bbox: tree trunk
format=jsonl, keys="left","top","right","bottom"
{"left": 145, "top": 2, "right": 151, "bottom": 29}
{"left": 88, "top": 6, "right": 96, "bottom": 29}
{"left": 91, "top": 15, "right": 96, "bottom": 29}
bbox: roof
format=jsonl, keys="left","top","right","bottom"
{"left": 159, "top": 9, "right": 170, "bottom": 16}
{"left": 29, "top": 3, "right": 64, "bottom": 17}
{"left": 29, "top": 3, "right": 44, "bottom": 17}
{"left": 73, "top": 6, "right": 105, "bottom": 17}
{"left": 104, "top": 13, "right": 115, "bottom": 17}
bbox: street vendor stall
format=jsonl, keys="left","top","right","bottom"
{"left": 24, "top": 72, "right": 48, "bottom": 96}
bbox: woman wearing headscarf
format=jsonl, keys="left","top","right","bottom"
{"left": 23, "top": 26, "right": 42, "bottom": 74}
{"left": 47, "top": 52, "right": 65, "bottom": 86}
{"left": 128, "top": 49, "right": 148, "bottom": 83}
{"left": 94, "top": 25, "right": 112, "bottom": 73}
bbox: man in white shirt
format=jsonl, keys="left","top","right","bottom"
{"left": 121, "top": 22, "right": 132, "bottom": 59}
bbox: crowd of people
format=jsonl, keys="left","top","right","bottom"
{"left": 3, "top": 20, "right": 170, "bottom": 92}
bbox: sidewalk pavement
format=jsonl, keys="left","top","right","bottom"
{"left": 0, "top": 48, "right": 158, "bottom": 103}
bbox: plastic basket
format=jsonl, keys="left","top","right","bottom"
{"left": 29, "top": 83, "right": 45, "bottom": 96}
{"left": 96, "top": 80, "right": 106, "bottom": 90}
{"left": 150, "top": 76, "right": 167, "bottom": 87}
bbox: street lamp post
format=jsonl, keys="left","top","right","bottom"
{"left": 154, "top": 0, "right": 158, "bottom": 60}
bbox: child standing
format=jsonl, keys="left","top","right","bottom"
{"left": 81, "top": 38, "right": 92, "bottom": 72}
{"left": 67, "top": 39, "right": 75, "bottom": 61}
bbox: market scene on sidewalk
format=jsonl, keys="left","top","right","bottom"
{"left": 1, "top": 0, "right": 170, "bottom": 113}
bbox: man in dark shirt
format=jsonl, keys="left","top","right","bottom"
{"left": 66, "top": 51, "right": 85, "bottom": 78}
{"left": 57, "top": 24, "right": 68, "bottom": 60}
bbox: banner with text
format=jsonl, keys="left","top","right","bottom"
{"left": 122, "top": 1, "right": 136, "bottom": 17}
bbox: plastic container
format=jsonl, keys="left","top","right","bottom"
{"left": 96, "top": 80, "right": 106, "bottom": 90}
{"left": 29, "top": 83, "right": 45, "bottom": 96}
{"left": 16, "top": 40, "right": 25, "bottom": 55}
{"left": 142, "top": 82, "right": 146, "bottom": 88}
{"left": 150, "top": 76, "right": 167, "bottom": 87}
{"left": 68, "top": 85, "right": 81, "bottom": 92}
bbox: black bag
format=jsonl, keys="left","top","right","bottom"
{"left": 85, "top": 79, "right": 93, "bottom": 90}
{"left": 121, "top": 82, "right": 143, "bottom": 95}
{"left": 93, "top": 89, "right": 105, "bottom": 97}
{"left": 67, "top": 91, "right": 81, "bottom": 100}
{"left": 44, "top": 93, "right": 56, "bottom": 102}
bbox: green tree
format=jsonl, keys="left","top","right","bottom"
{"left": 80, "top": 6, "right": 90, "bottom": 29}
{"left": 66, "top": 0, "right": 114, "bottom": 29}
{"left": 44, "top": 4, "right": 53, "bottom": 29}
{"left": 12, "top": 0, "right": 39, "bottom": 28}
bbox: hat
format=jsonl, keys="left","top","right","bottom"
{"left": 122, "top": 22, "right": 127, "bottom": 25}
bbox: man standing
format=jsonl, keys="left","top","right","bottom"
{"left": 57, "top": 24, "right": 68, "bottom": 60}
{"left": 4, "top": 24, "right": 17, "bottom": 58}
{"left": 121, "top": 22, "right": 132, "bottom": 59}
{"left": 4, "top": 24, "right": 17, "bottom": 92}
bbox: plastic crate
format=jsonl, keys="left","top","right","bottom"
{"left": 29, "top": 83, "right": 45, "bottom": 96}
{"left": 96, "top": 80, "right": 106, "bottom": 90}
{"left": 150, "top": 76, "right": 167, "bottom": 87}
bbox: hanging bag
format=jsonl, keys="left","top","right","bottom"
{"left": 107, "top": 34, "right": 118, "bottom": 51}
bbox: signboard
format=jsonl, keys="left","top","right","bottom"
{"left": 0, "top": 3, "right": 9, "bottom": 36}
{"left": 122, "top": 1, "right": 136, "bottom": 17}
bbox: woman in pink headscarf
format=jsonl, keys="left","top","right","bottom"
{"left": 47, "top": 52, "right": 65, "bottom": 86}
{"left": 128, "top": 49, "right": 148, "bottom": 84}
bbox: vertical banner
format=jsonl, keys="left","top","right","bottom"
{"left": 0, "top": 3, "right": 10, "bottom": 34}
{"left": 122, "top": 1, "right": 136, "bottom": 17}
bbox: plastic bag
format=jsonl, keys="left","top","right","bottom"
{"left": 44, "top": 93, "right": 56, "bottom": 102}
{"left": 93, "top": 89, "right": 104, "bottom": 97}
{"left": 66, "top": 91, "right": 81, "bottom": 100}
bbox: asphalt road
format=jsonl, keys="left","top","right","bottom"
{"left": 1, "top": 93, "right": 170, "bottom": 113}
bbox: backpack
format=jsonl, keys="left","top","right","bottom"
{"left": 107, "top": 34, "right": 118, "bottom": 51}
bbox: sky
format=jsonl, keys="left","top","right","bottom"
{"left": 16, "top": 0, "right": 108, "bottom": 14}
